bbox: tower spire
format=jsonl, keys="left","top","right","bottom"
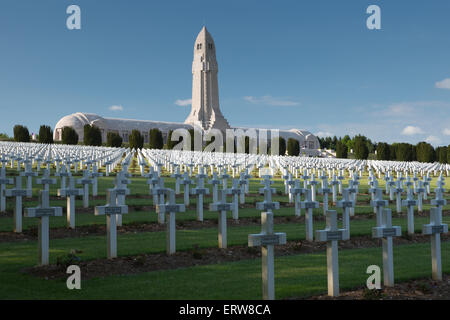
{"left": 184, "top": 27, "right": 230, "bottom": 132}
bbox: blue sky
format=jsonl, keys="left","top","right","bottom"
{"left": 0, "top": 0, "right": 449, "bottom": 146}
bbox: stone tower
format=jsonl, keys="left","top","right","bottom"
{"left": 184, "top": 26, "right": 230, "bottom": 131}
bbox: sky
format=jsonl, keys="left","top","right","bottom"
{"left": 0, "top": 0, "right": 449, "bottom": 146}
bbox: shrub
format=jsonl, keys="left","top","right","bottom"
{"left": 38, "top": 125, "right": 53, "bottom": 144}
{"left": 106, "top": 132, "right": 123, "bottom": 148}
{"left": 149, "top": 128, "right": 164, "bottom": 149}
{"left": 336, "top": 140, "right": 347, "bottom": 158}
{"left": 376, "top": 142, "right": 390, "bottom": 160}
{"left": 129, "top": 130, "right": 144, "bottom": 150}
{"left": 353, "top": 135, "right": 369, "bottom": 160}
{"left": 83, "top": 125, "right": 102, "bottom": 146}
{"left": 287, "top": 138, "right": 300, "bottom": 156}
{"left": 61, "top": 127, "right": 79, "bottom": 145}
{"left": 416, "top": 141, "right": 436, "bottom": 163}
{"left": 13, "top": 125, "right": 30, "bottom": 142}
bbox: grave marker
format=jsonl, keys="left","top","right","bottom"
{"left": 372, "top": 208, "right": 401, "bottom": 287}
{"left": 248, "top": 211, "right": 287, "bottom": 300}
{"left": 315, "top": 210, "right": 349, "bottom": 297}
{"left": 95, "top": 189, "right": 128, "bottom": 259}
{"left": 422, "top": 207, "right": 448, "bottom": 281}
{"left": 25, "top": 190, "right": 63, "bottom": 265}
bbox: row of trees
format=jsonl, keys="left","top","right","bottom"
{"left": 10, "top": 124, "right": 449, "bottom": 163}
{"left": 319, "top": 134, "right": 449, "bottom": 163}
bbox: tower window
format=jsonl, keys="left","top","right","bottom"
{"left": 197, "top": 43, "right": 202, "bottom": 50}
{"left": 208, "top": 43, "right": 213, "bottom": 49}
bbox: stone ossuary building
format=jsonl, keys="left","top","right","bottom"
{"left": 54, "top": 27, "right": 319, "bottom": 154}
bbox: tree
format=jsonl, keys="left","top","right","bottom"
{"left": 278, "top": 137, "right": 286, "bottom": 155}
{"left": 287, "top": 138, "right": 300, "bottom": 156}
{"left": 129, "top": 130, "right": 144, "bottom": 150}
{"left": 166, "top": 130, "right": 183, "bottom": 150}
{"left": 331, "top": 136, "right": 338, "bottom": 151}
{"left": 376, "top": 142, "right": 390, "bottom": 160}
{"left": 0, "top": 133, "right": 11, "bottom": 141}
{"left": 83, "top": 125, "right": 102, "bottom": 146}
{"left": 13, "top": 125, "right": 30, "bottom": 142}
{"left": 106, "top": 132, "right": 122, "bottom": 148}
{"left": 61, "top": 127, "right": 79, "bottom": 145}
{"left": 436, "top": 146, "right": 447, "bottom": 164}
{"left": 353, "top": 135, "right": 369, "bottom": 160}
{"left": 448, "top": 144, "right": 450, "bottom": 164}
{"left": 336, "top": 140, "right": 348, "bottom": 158}
{"left": 416, "top": 141, "right": 436, "bottom": 163}
{"left": 38, "top": 125, "right": 53, "bottom": 144}
{"left": 394, "top": 143, "right": 414, "bottom": 161}
{"left": 149, "top": 128, "right": 164, "bottom": 149}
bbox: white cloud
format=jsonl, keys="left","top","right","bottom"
{"left": 175, "top": 99, "right": 192, "bottom": 106}
{"left": 442, "top": 128, "right": 450, "bottom": 136}
{"left": 425, "top": 135, "right": 441, "bottom": 145}
{"left": 401, "top": 126, "right": 424, "bottom": 136}
{"left": 244, "top": 95, "right": 300, "bottom": 107}
{"left": 315, "top": 131, "right": 334, "bottom": 138}
{"left": 109, "top": 105, "right": 123, "bottom": 111}
{"left": 435, "top": 78, "right": 450, "bottom": 90}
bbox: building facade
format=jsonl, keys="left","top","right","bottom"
{"left": 54, "top": 27, "right": 320, "bottom": 154}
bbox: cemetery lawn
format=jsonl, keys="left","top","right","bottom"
{"left": 0, "top": 171, "right": 449, "bottom": 299}
{"left": 1, "top": 237, "right": 449, "bottom": 299}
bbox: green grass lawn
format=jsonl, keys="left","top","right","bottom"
{"left": 0, "top": 167, "right": 449, "bottom": 299}
{"left": 1, "top": 239, "right": 449, "bottom": 299}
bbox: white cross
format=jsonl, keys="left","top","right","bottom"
{"left": 20, "top": 160, "right": 37, "bottom": 192}
{"left": 220, "top": 169, "right": 230, "bottom": 189}
{"left": 372, "top": 208, "right": 402, "bottom": 287}
{"left": 318, "top": 178, "right": 332, "bottom": 214}
{"left": 208, "top": 172, "right": 221, "bottom": 204}
{"left": 171, "top": 165, "right": 183, "bottom": 194}
{"left": 248, "top": 211, "right": 287, "bottom": 300}
{"left": 308, "top": 174, "right": 319, "bottom": 202}
{"left": 415, "top": 180, "right": 425, "bottom": 212}
{"left": 431, "top": 188, "right": 447, "bottom": 218}
{"left": 383, "top": 173, "right": 391, "bottom": 195}
{"left": 55, "top": 164, "right": 71, "bottom": 192}
{"left": 152, "top": 177, "right": 166, "bottom": 224}
{"left": 114, "top": 171, "right": 131, "bottom": 226}
{"left": 286, "top": 174, "right": 296, "bottom": 203}
{"left": 90, "top": 164, "right": 103, "bottom": 197}
{"left": 388, "top": 176, "right": 396, "bottom": 201}
{"left": 5, "top": 176, "right": 32, "bottom": 233}
{"left": 181, "top": 172, "right": 193, "bottom": 206}
{"left": 346, "top": 180, "right": 357, "bottom": 216}
{"left": 329, "top": 174, "right": 339, "bottom": 204}
{"left": 422, "top": 207, "right": 448, "bottom": 281}
{"left": 95, "top": 189, "right": 128, "bottom": 259}
{"left": 0, "top": 168, "right": 14, "bottom": 212}
{"left": 25, "top": 190, "right": 63, "bottom": 265}
{"left": 191, "top": 173, "right": 209, "bottom": 221}
{"left": 209, "top": 189, "right": 233, "bottom": 248}
{"left": 392, "top": 180, "right": 403, "bottom": 213}
{"left": 229, "top": 179, "right": 242, "bottom": 220}
{"left": 401, "top": 188, "right": 417, "bottom": 234}
{"left": 300, "top": 188, "right": 319, "bottom": 241}
{"left": 368, "top": 178, "right": 379, "bottom": 214}
{"left": 238, "top": 174, "right": 248, "bottom": 205}
{"left": 256, "top": 176, "right": 280, "bottom": 213}
{"left": 337, "top": 189, "right": 356, "bottom": 235}
{"left": 156, "top": 189, "right": 186, "bottom": 254}
{"left": 290, "top": 180, "right": 305, "bottom": 216}
{"left": 337, "top": 170, "right": 345, "bottom": 194}
{"left": 76, "top": 170, "right": 92, "bottom": 208}
{"left": 58, "top": 177, "right": 82, "bottom": 229}
{"left": 315, "top": 210, "right": 349, "bottom": 297}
